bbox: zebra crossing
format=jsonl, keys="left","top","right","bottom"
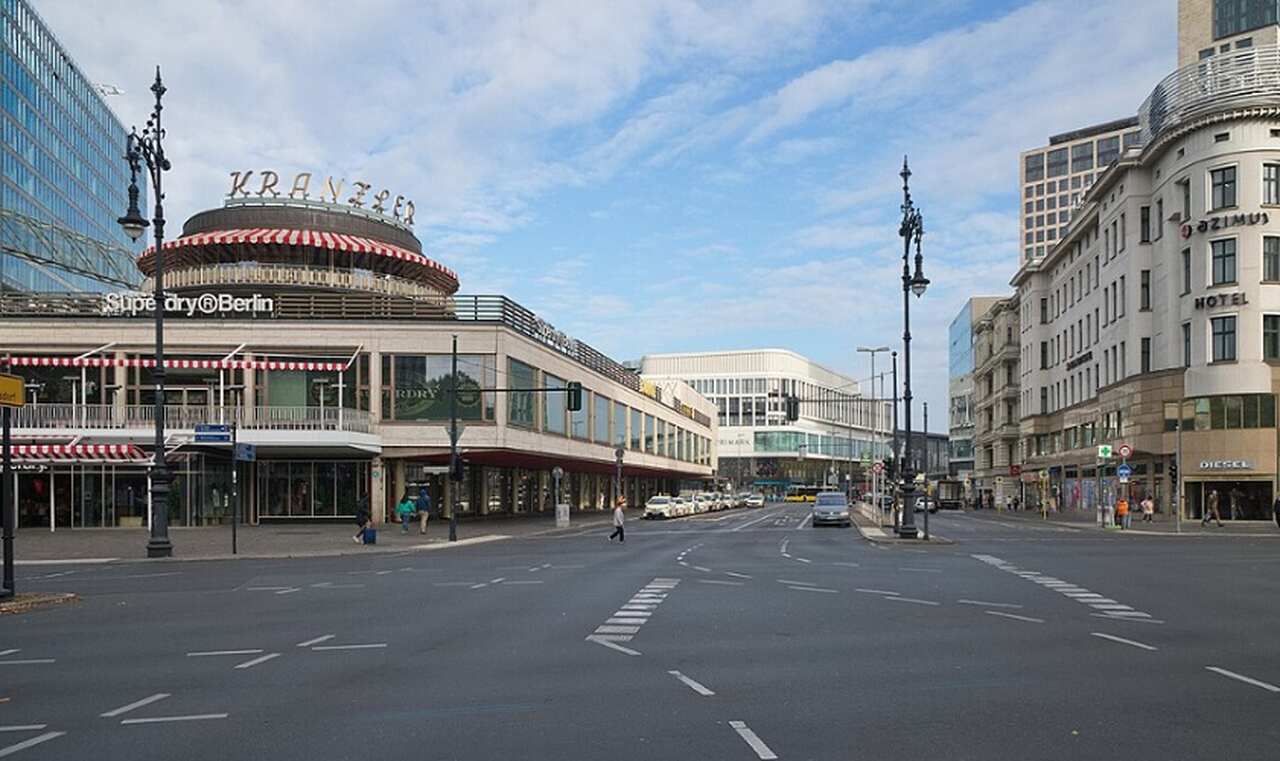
{"left": 972, "top": 554, "right": 1158, "bottom": 622}
{"left": 585, "top": 577, "right": 681, "bottom": 655}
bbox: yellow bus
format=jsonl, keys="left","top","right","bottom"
{"left": 784, "top": 486, "right": 822, "bottom": 503}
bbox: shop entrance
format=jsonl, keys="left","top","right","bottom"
{"left": 1185, "top": 480, "right": 1273, "bottom": 520}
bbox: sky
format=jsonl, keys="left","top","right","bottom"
{"left": 37, "top": 0, "right": 1176, "bottom": 432}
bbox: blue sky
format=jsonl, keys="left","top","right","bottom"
{"left": 42, "top": 0, "right": 1176, "bottom": 430}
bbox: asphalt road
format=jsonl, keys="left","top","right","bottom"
{"left": 3, "top": 504, "right": 1280, "bottom": 760}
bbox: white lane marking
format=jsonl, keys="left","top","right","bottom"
{"left": 1206, "top": 666, "right": 1280, "bottom": 693}
{"left": 585, "top": 635, "right": 641, "bottom": 656}
{"left": 900, "top": 567, "right": 942, "bottom": 573}
{"left": 469, "top": 583, "right": 489, "bottom": 589}
{"left": 668, "top": 670, "right": 715, "bottom": 696}
{"left": 0, "top": 659, "right": 54, "bottom": 665}
{"left": 973, "top": 554, "right": 1155, "bottom": 620}
{"left": 1091, "top": 632, "right": 1157, "bottom": 651}
{"left": 985, "top": 611, "right": 1044, "bottom": 623}
{"left": 1098, "top": 610, "right": 1152, "bottom": 618}
{"left": 187, "top": 650, "right": 263, "bottom": 657}
{"left": 296, "top": 634, "right": 335, "bottom": 648}
{"left": 234, "top": 652, "right": 282, "bottom": 669}
{"left": 490, "top": 577, "right": 506, "bottom": 584}
{"left": 724, "top": 571, "right": 753, "bottom": 579}
{"left": 795, "top": 558, "right": 812, "bottom": 564}
{"left": 777, "top": 579, "right": 814, "bottom": 586}
{"left": 780, "top": 539, "right": 790, "bottom": 554}
{"left": 615, "top": 610, "right": 651, "bottom": 617}
{"left": 831, "top": 561, "right": 860, "bottom": 567}
{"left": 594, "top": 625, "right": 641, "bottom": 635}
{"left": 885, "top": 596, "right": 940, "bottom": 606}
{"left": 274, "top": 587, "right": 301, "bottom": 595}
{"left": 311, "top": 583, "right": 364, "bottom": 589}
{"left": 503, "top": 580, "right": 544, "bottom": 585}
{"left": 729, "top": 721, "right": 778, "bottom": 760}
{"left": 698, "top": 579, "right": 744, "bottom": 586}
{"left": 797, "top": 514, "right": 813, "bottom": 529}
{"left": 433, "top": 581, "right": 476, "bottom": 587}
{"left": 120, "top": 714, "right": 229, "bottom": 725}
{"left": 732, "top": 512, "right": 779, "bottom": 531}
{"left": 0, "top": 726, "right": 46, "bottom": 733}
{"left": 856, "top": 588, "right": 899, "bottom": 596}
{"left": 312, "top": 643, "right": 388, "bottom": 651}
{"left": 606, "top": 618, "right": 649, "bottom": 625}
{"left": 621, "top": 604, "right": 658, "bottom": 610}
{"left": 789, "top": 585, "right": 837, "bottom": 593}
{"left": 678, "top": 561, "right": 690, "bottom": 567}
{"left": 117, "top": 571, "right": 182, "bottom": 579}
{"left": 100, "top": 693, "right": 170, "bottom": 717}
{"left": 0, "top": 650, "right": 16, "bottom": 657}
{"left": 957, "top": 599, "right": 1023, "bottom": 609}
{"left": 1090, "top": 612, "right": 1164, "bottom": 624}
{"left": 781, "top": 553, "right": 793, "bottom": 559}
{"left": 691, "top": 566, "right": 712, "bottom": 573}
{"left": 1088, "top": 603, "right": 1131, "bottom": 610}
{"left": 0, "top": 731, "right": 65, "bottom": 757}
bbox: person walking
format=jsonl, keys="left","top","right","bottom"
{"left": 417, "top": 487, "right": 432, "bottom": 535}
{"left": 1141, "top": 494, "right": 1155, "bottom": 523}
{"left": 1273, "top": 494, "right": 1280, "bottom": 529}
{"left": 1116, "top": 497, "right": 1130, "bottom": 530}
{"left": 396, "top": 492, "right": 415, "bottom": 534}
{"left": 353, "top": 494, "right": 371, "bottom": 544}
{"left": 608, "top": 497, "right": 626, "bottom": 543}
{"left": 1203, "top": 489, "right": 1224, "bottom": 527}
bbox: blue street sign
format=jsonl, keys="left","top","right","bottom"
{"left": 194, "top": 423, "right": 232, "bottom": 443}
{"left": 1117, "top": 464, "right": 1133, "bottom": 478}
{"left": 234, "top": 443, "right": 256, "bottom": 462}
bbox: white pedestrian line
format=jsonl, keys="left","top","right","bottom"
{"left": 594, "top": 625, "right": 641, "bottom": 635}
{"left": 0, "top": 732, "right": 65, "bottom": 757}
{"left": 789, "top": 585, "right": 837, "bottom": 593}
{"left": 957, "top": 599, "right": 1024, "bottom": 609}
{"left": 606, "top": 618, "right": 649, "bottom": 625}
{"left": 795, "top": 558, "right": 812, "bottom": 564}
{"left": 831, "top": 561, "right": 860, "bottom": 567}
{"left": 234, "top": 652, "right": 282, "bottom": 669}
{"left": 724, "top": 571, "right": 753, "bottom": 579}
{"left": 1090, "top": 612, "right": 1164, "bottom": 624}
{"left": 677, "top": 561, "right": 690, "bottom": 567}
{"left": 614, "top": 610, "right": 652, "bottom": 617}
{"left": 296, "top": 635, "right": 335, "bottom": 648}
{"left": 729, "top": 721, "right": 778, "bottom": 760}
{"left": 777, "top": 579, "right": 814, "bottom": 586}
{"left": 900, "top": 567, "right": 942, "bottom": 573}
{"left": 698, "top": 579, "right": 744, "bottom": 586}
{"left": 100, "top": 693, "right": 170, "bottom": 717}
{"left": 1206, "top": 666, "right": 1280, "bottom": 693}
{"left": 503, "top": 580, "right": 544, "bottom": 585}
{"left": 668, "top": 670, "right": 715, "bottom": 696}
{"left": 985, "top": 610, "right": 1044, "bottom": 624}
{"left": 973, "top": 554, "right": 1156, "bottom": 621}
{"left": 885, "top": 596, "right": 940, "bottom": 606}
{"left": 0, "top": 659, "right": 53, "bottom": 665}
{"left": 187, "top": 649, "right": 263, "bottom": 657}
{"left": 691, "top": 565, "right": 712, "bottom": 573}
{"left": 120, "top": 714, "right": 229, "bottom": 725}
{"left": 490, "top": 578, "right": 506, "bottom": 584}
{"left": 585, "top": 636, "right": 641, "bottom": 656}
{"left": 0, "top": 726, "right": 46, "bottom": 733}
{"left": 312, "top": 643, "right": 388, "bottom": 651}
{"left": 1091, "top": 632, "right": 1157, "bottom": 651}
{"left": 855, "top": 588, "right": 899, "bottom": 596}
{"left": 274, "top": 587, "right": 301, "bottom": 595}
{"left": 0, "top": 649, "right": 16, "bottom": 657}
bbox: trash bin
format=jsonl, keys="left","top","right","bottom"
{"left": 555, "top": 502, "right": 570, "bottom": 528}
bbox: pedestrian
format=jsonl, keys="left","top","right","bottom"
{"left": 1116, "top": 497, "right": 1130, "bottom": 530}
{"left": 352, "top": 494, "right": 371, "bottom": 544}
{"left": 396, "top": 491, "right": 415, "bottom": 534}
{"left": 1141, "top": 494, "right": 1155, "bottom": 523}
{"left": 1203, "top": 489, "right": 1224, "bottom": 527}
{"left": 417, "top": 487, "right": 432, "bottom": 535}
{"left": 608, "top": 496, "right": 626, "bottom": 543}
{"left": 1273, "top": 494, "right": 1280, "bottom": 529}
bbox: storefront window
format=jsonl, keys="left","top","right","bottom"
{"left": 644, "top": 414, "right": 656, "bottom": 453}
{"left": 544, "top": 373, "right": 567, "bottom": 434}
{"left": 258, "top": 460, "right": 368, "bottom": 517}
{"left": 508, "top": 359, "right": 537, "bottom": 429}
{"left": 384, "top": 354, "right": 496, "bottom": 421}
{"left": 571, "top": 388, "right": 590, "bottom": 439}
{"left": 594, "top": 394, "right": 610, "bottom": 443}
{"left": 630, "top": 408, "right": 642, "bottom": 450}
{"left": 613, "top": 402, "right": 627, "bottom": 447}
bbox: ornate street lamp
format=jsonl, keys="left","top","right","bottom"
{"left": 897, "top": 156, "right": 927, "bottom": 538}
{"left": 118, "top": 67, "right": 173, "bottom": 558}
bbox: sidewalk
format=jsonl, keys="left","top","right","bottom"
{"left": 973, "top": 508, "right": 1280, "bottom": 537}
{"left": 851, "top": 502, "right": 952, "bottom": 544}
{"left": 7, "top": 509, "right": 632, "bottom": 564}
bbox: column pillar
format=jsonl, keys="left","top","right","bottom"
{"left": 370, "top": 456, "right": 386, "bottom": 525}
{"left": 390, "top": 458, "right": 406, "bottom": 523}
{"left": 369, "top": 350, "right": 382, "bottom": 422}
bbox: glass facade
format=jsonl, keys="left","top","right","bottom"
{"left": 1, "top": 0, "right": 141, "bottom": 291}
{"left": 1214, "top": 0, "right": 1279, "bottom": 39}
{"left": 381, "top": 354, "right": 496, "bottom": 421}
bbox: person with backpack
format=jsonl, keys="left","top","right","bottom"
{"left": 353, "top": 494, "right": 371, "bottom": 544}
{"left": 396, "top": 492, "right": 415, "bottom": 534}
{"left": 416, "top": 487, "right": 432, "bottom": 535}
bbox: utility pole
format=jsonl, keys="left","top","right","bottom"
{"left": 448, "top": 335, "right": 460, "bottom": 542}
{"left": 922, "top": 401, "right": 929, "bottom": 540}
{"left": 891, "top": 351, "right": 899, "bottom": 526}
{"left": 1175, "top": 407, "right": 1183, "bottom": 534}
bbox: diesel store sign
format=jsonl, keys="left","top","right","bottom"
{"left": 1199, "top": 459, "right": 1253, "bottom": 470}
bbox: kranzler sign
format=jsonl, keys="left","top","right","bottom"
{"left": 103, "top": 292, "right": 275, "bottom": 317}
{"left": 227, "top": 170, "right": 415, "bottom": 226}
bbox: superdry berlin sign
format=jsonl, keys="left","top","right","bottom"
{"left": 226, "top": 171, "right": 415, "bottom": 226}
{"left": 104, "top": 292, "right": 275, "bottom": 317}
{"left": 1180, "top": 211, "right": 1269, "bottom": 239}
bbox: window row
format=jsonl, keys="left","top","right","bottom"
{"left": 1163, "top": 395, "right": 1277, "bottom": 431}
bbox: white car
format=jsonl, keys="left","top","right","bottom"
{"left": 692, "top": 494, "right": 712, "bottom": 514}
{"left": 744, "top": 494, "right": 765, "bottom": 508}
{"left": 644, "top": 495, "right": 675, "bottom": 519}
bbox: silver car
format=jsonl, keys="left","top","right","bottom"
{"left": 812, "top": 492, "right": 851, "bottom": 527}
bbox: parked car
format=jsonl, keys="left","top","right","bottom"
{"left": 811, "top": 491, "right": 851, "bottom": 527}
{"left": 644, "top": 495, "right": 674, "bottom": 519}
{"left": 913, "top": 496, "right": 939, "bottom": 514}
{"left": 692, "top": 494, "right": 712, "bottom": 514}
{"left": 671, "top": 496, "right": 690, "bottom": 517}
{"left": 744, "top": 494, "right": 765, "bottom": 508}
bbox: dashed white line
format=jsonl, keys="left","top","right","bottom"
{"left": 831, "top": 561, "right": 860, "bottom": 567}
{"left": 0, "top": 726, "right": 47, "bottom": 733}
{"left": 1091, "top": 632, "right": 1157, "bottom": 651}
{"left": 100, "top": 693, "right": 170, "bottom": 717}
{"left": 856, "top": 588, "right": 899, "bottom": 596}
{"left": 788, "top": 585, "right": 837, "bottom": 593}
{"left": 698, "top": 579, "right": 744, "bottom": 586}
{"left": 433, "top": 581, "right": 476, "bottom": 587}
{"left": 724, "top": 571, "right": 753, "bottom": 579}
{"left": 957, "top": 599, "right": 1023, "bottom": 609}
{"left": 668, "top": 670, "right": 715, "bottom": 696}
{"left": 1206, "top": 666, "right": 1280, "bottom": 693}
{"left": 795, "top": 558, "right": 812, "bottom": 564}
{"left": 777, "top": 579, "right": 814, "bottom": 586}
{"left": 187, "top": 650, "right": 263, "bottom": 658}
{"left": 274, "top": 587, "right": 301, "bottom": 595}
{"left": 312, "top": 643, "right": 388, "bottom": 651}
{"left": 234, "top": 652, "right": 281, "bottom": 669}
{"left": 1090, "top": 612, "right": 1164, "bottom": 624}
{"left": 503, "top": 580, "right": 544, "bottom": 585}
{"left": 900, "top": 567, "right": 941, "bottom": 573}
{"left": 0, "top": 731, "right": 65, "bottom": 757}
{"left": 729, "top": 721, "right": 778, "bottom": 760}
{"left": 296, "top": 634, "right": 335, "bottom": 648}
{"left": 885, "top": 596, "right": 940, "bottom": 606}
{"left": 0, "top": 649, "right": 17, "bottom": 657}
{"left": 120, "top": 714, "right": 229, "bottom": 725}
{"left": 691, "top": 565, "right": 712, "bottom": 573}
{"left": 985, "top": 611, "right": 1044, "bottom": 623}
{"left": 0, "top": 659, "right": 54, "bottom": 665}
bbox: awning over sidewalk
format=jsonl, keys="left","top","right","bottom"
{"left": 2, "top": 444, "right": 151, "bottom": 464}
{"left": 5, "top": 356, "right": 349, "bottom": 372}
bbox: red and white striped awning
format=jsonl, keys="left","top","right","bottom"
{"left": 6, "top": 356, "right": 349, "bottom": 372}
{"left": 4, "top": 444, "right": 151, "bottom": 463}
{"left": 138, "top": 227, "right": 458, "bottom": 290}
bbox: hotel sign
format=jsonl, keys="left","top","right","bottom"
{"left": 1180, "top": 211, "right": 1269, "bottom": 239}
{"left": 1199, "top": 459, "right": 1253, "bottom": 470}
{"left": 104, "top": 292, "right": 275, "bottom": 317}
{"left": 227, "top": 170, "right": 415, "bottom": 226}
{"left": 1193, "top": 292, "right": 1248, "bottom": 309}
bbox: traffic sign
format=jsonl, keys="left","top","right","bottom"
{"left": 873, "top": 462, "right": 884, "bottom": 474}
{"left": 1097, "top": 444, "right": 1113, "bottom": 460}
{"left": 1118, "top": 444, "right": 1133, "bottom": 459}
{"left": 234, "top": 443, "right": 256, "bottom": 462}
{"left": 0, "top": 373, "right": 24, "bottom": 408}
{"left": 1117, "top": 463, "right": 1133, "bottom": 478}
{"left": 194, "top": 423, "right": 232, "bottom": 443}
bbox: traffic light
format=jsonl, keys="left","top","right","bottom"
{"left": 450, "top": 453, "right": 465, "bottom": 482}
{"left": 567, "top": 381, "right": 583, "bottom": 412}
{"left": 785, "top": 395, "right": 800, "bottom": 421}
{"left": 1169, "top": 459, "right": 1178, "bottom": 482}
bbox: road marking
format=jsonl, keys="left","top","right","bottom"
{"left": 0, "top": 731, "right": 65, "bottom": 757}
{"left": 985, "top": 611, "right": 1044, "bottom": 623}
{"left": 781, "top": 553, "right": 793, "bottom": 559}
{"left": 585, "top": 635, "right": 641, "bottom": 656}
{"left": 831, "top": 561, "right": 860, "bottom": 567}
{"left": 780, "top": 539, "right": 790, "bottom": 554}
{"left": 668, "top": 670, "right": 715, "bottom": 696}
{"left": 120, "top": 714, "right": 229, "bottom": 725}
{"left": 729, "top": 721, "right": 778, "bottom": 760}
{"left": 698, "top": 579, "right": 744, "bottom": 586}
{"left": 503, "top": 580, "right": 544, "bottom": 585}
{"left": 312, "top": 643, "right": 388, "bottom": 651}
{"left": 606, "top": 618, "right": 649, "bottom": 625}
{"left": 855, "top": 588, "right": 899, "bottom": 595}
{"left": 433, "top": 581, "right": 476, "bottom": 587}
{"left": 0, "top": 659, "right": 53, "bottom": 666}
{"left": 0, "top": 650, "right": 16, "bottom": 657}
{"left": 957, "top": 599, "right": 1023, "bottom": 609}
{"left": 1206, "top": 666, "right": 1280, "bottom": 693}
{"left": 798, "top": 514, "right": 813, "bottom": 529}
{"left": 795, "top": 558, "right": 812, "bottom": 564}
{"left": 678, "top": 561, "right": 690, "bottom": 567}
{"left": 490, "top": 578, "right": 506, "bottom": 584}
{"left": 973, "top": 554, "right": 1156, "bottom": 621}
{"left": 594, "top": 625, "right": 641, "bottom": 635}
{"left": 234, "top": 652, "right": 281, "bottom": 669}
{"left": 885, "top": 596, "right": 940, "bottom": 606}
{"left": 274, "top": 587, "right": 301, "bottom": 595}
{"left": 296, "top": 635, "right": 335, "bottom": 648}
{"left": 310, "top": 582, "right": 364, "bottom": 589}
{"left": 246, "top": 586, "right": 293, "bottom": 591}
{"left": 732, "top": 512, "right": 778, "bottom": 531}
{"left": 100, "top": 693, "right": 170, "bottom": 717}
{"left": 777, "top": 579, "right": 814, "bottom": 586}
{"left": 724, "top": 571, "right": 753, "bottom": 579}
{"left": 1091, "top": 632, "right": 1157, "bottom": 651}
{"left": 0, "top": 726, "right": 46, "bottom": 733}
{"left": 117, "top": 571, "right": 182, "bottom": 580}
{"left": 789, "top": 585, "right": 837, "bottom": 593}
{"left": 187, "top": 649, "right": 263, "bottom": 657}
{"left": 469, "top": 583, "right": 489, "bottom": 589}
{"left": 900, "top": 567, "right": 941, "bottom": 573}
{"left": 615, "top": 610, "right": 651, "bottom": 617}
{"left": 621, "top": 604, "right": 658, "bottom": 610}
{"left": 691, "top": 565, "right": 712, "bottom": 573}
{"left": 1090, "top": 612, "right": 1164, "bottom": 624}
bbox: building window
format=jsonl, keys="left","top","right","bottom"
{"left": 1155, "top": 198, "right": 1164, "bottom": 240}
{"left": 508, "top": 358, "right": 538, "bottom": 429}
{"left": 1182, "top": 248, "right": 1192, "bottom": 294}
{"left": 1267, "top": 316, "right": 1280, "bottom": 360}
{"left": 1118, "top": 275, "right": 1126, "bottom": 317}
{"left": 1266, "top": 164, "right": 1280, "bottom": 205}
{"left": 1266, "top": 237, "right": 1280, "bottom": 282}
{"left": 1183, "top": 323, "right": 1192, "bottom": 368}
{"left": 1211, "top": 166, "right": 1237, "bottom": 210}
{"left": 1141, "top": 337, "right": 1151, "bottom": 373}
{"left": 384, "top": 354, "right": 496, "bottom": 422}
{"left": 1097, "top": 136, "right": 1120, "bottom": 166}
{"left": 1025, "top": 153, "right": 1045, "bottom": 182}
{"left": 1119, "top": 213, "right": 1126, "bottom": 251}
{"left": 1211, "top": 238, "right": 1237, "bottom": 285}
{"left": 1211, "top": 316, "right": 1237, "bottom": 362}
{"left": 613, "top": 401, "right": 627, "bottom": 448}
{"left": 1140, "top": 269, "right": 1151, "bottom": 310}
{"left": 1179, "top": 179, "right": 1191, "bottom": 220}
{"left": 1071, "top": 142, "right": 1094, "bottom": 172}
{"left": 543, "top": 373, "right": 567, "bottom": 435}
{"left": 1047, "top": 148, "right": 1068, "bottom": 178}
{"left": 1140, "top": 206, "right": 1151, "bottom": 242}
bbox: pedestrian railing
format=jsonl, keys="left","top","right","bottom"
{"left": 8, "top": 403, "right": 374, "bottom": 434}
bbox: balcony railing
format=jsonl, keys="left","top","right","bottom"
{"left": 144, "top": 263, "right": 448, "bottom": 301}
{"left": 9, "top": 404, "right": 374, "bottom": 434}
{"left": 1139, "top": 43, "right": 1280, "bottom": 144}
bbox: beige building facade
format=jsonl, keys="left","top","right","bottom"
{"left": 969, "top": 296, "right": 1022, "bottom": 508}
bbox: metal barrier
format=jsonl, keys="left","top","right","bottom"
{"left": 1139, "top": 44, "right": 1280, "bottom": 144}
{"left": 7, "top": 404, "right": 373, "bottom": 433}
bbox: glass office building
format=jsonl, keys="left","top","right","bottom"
{"left": 1, "top": 0, "right": 140, "bottom": 292}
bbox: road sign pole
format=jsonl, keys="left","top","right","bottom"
{"left": 231, "top": 422, "right": 238, "bottom": 556}
{"left": 2, "top": 406, "right": 12, "bottom": 599}
{"left": 449, "top": 335, "right": 460, "bottom": 543}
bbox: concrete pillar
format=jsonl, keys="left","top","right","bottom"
{"left": 113, "top": 351, "right": 127, "bottom": 419}
{"left": 370, "top": 456, "right": 386, "bottom": 525}
{"left": 369, "top": 350, "right": 382, "bottom": 422}
{"left": 390, "top": 458, "right": 406, "bottom": 522}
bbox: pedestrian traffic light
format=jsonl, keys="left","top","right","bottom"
{"left": 450, "top": 453, "right": 465, "bottom": 482}
{"left": 567, "top": 381, "right": 583, "bottom": 412}
{"left": 1169, "top": 459, "right": 1178, "bottom": 482}
{"left": 785, "top": 395, "right": 800, "bottom": 421}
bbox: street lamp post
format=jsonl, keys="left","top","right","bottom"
{"left": 896, "top": 156, "right": 929, "bottom": 539}
{"left": 117, "top": 67, "right": 173, "bottom": 558}
{"left": 856, "top": 346, "right": 889, "bottom": 513}
{"left": 891, "top": 352, "right": 898, "bottom": 526}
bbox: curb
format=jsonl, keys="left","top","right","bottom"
{"left": 0, "top": 592, "right": 79, "bottom": 615}
{"left": 851, "top": 514, "right": 954, "bottom": 545}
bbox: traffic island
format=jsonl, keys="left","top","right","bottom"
{"left": 851, "top": 503, "right": 954, "bottom": 544}
{"left": 0, "top": 592, "right": 79, "bottom": 615}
